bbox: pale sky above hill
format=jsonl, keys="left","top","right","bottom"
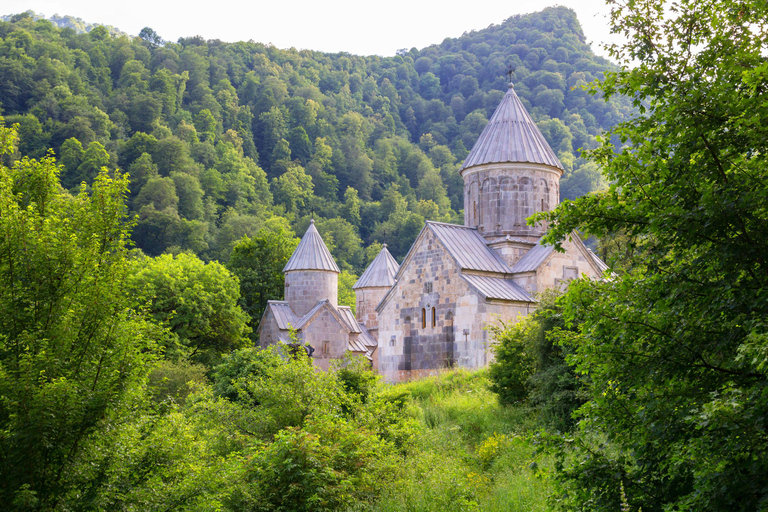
{"left": 3, "top": 0, "right": 620, "bottom": 59}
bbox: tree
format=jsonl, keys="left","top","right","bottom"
{"left": 0, "top": 120, "right": 159, "bottom": 509}
{"left": 227, "top": 228, "right": 299, "bottom": 338}
{"left": 138, "top": 26, "right": 163, "bottom": 48}
{"left": 127, "top": 253, "right": 250, "bottom": 366}
{"left": 338, "top": 270, "right": 358, "bottom": 314}
{"left": 270, "top": 162, "right": 313, "bottom": 215}
{"left": 59, "top": 136, "right": 84, "bottom": 189}
{"left": 535, "top": 1, "right": 768, "bottom": 510}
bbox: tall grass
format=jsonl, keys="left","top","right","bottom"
{"left": 367, "top": 369, "right": 550, "bottom": 512}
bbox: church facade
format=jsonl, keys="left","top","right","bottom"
{"left": 258, "top": 82, "right": 607, "bottom": 382}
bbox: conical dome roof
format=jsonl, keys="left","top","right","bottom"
{"left": 461, "top": 83, "right": 563, "bottom": 171}
{"left": 353, "top": 244, "right": 399, "bottom": 289}
{"left": 283, "top": 220, "right": 340, "bottom": 273}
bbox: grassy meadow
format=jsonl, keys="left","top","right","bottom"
{"left": 369, "top": 369, "right": 550, "bottom": 512}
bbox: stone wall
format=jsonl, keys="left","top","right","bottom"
{"left": 285, "top": 270, "right": 338, "bottom": 318}
{"left": 535, "top": 237, "right": 601, "bottom": 292}
{"left": 462, "top": 162, "right": 561, "bottom": 240}
{"left": 298, "top": 307, "right": 349, "bottom": 372}
{"left": 376, "top": 229, "right": 465, "bottom": 382}
{"left": 376, "top": 227, "right": 530, "bottom": 382}
{"left": 256, "top": 310, "right": 282, "bottom": 346}
{"left": 355, "top": 286, "right": 389, "bottom": 330}
{"left": 486, "top": 238, "right": 536, "bottom": 268}
{"left": 510, "top": 238, "right": 601, "bottom": 295}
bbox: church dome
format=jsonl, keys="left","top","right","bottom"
{"left": 461, "top": 83, "right": 563, "bottom": 172}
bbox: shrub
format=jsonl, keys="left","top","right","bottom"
{"left": 488, "top": 291, "right": 586, "bottom": 430}
{"left": 488, "top": 318, "right": 537, "bottom": 405}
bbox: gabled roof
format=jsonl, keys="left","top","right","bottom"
{"left": 263, "top": 300, "right": 299, "bottom": 330}
{"left": 337, "top": 306, "right": 362, "bottom": 334}
{"left": 295, "top": 299, "right": 333, "bottom": 330}
{"left": 570, "top": 234, "right": 608, "bottom": 276}
{"left": 508, "top": 232, "right": 609, "bottom": 276}
{"left": 348, "top": 337, "right": 368, "bottom": 354}
{"left": 283, "top": 219, "right": 340, "bottom": 273}
{"left": 427, "top": 221, "right": 512, "bottom": 274}
{"left": 461, "top": 274, "right": 534, "bottom": 303}
{"left": 357, "top": 323, "right": 377, "bottom": 361}
{"left": 377, "top": 221, "right": 514, "bottom": 314}
{"left": 358, "top": 323, "right": 377, "bottom": 348}
{"left": 353, "top": 244, "right": 399, "bottom": 289}
{"left": 510, "top": 240, "right": 555, "bottom": 273}
{"left": 588, "top": 249, "right": 610, "bottom": 273}
{"left": 461, "top": 83, "right": 563, "bottom": 172}
{"left": 294, "top": 300, "right": 360, "bottom": 337}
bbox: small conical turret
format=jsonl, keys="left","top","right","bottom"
{"left": 284, "top": 220, "right": 340, "bottom": 317}
{"left": 354, "top": 244, "right": 399, "bottom": 329}
{"left": 353, "top": 244, "right": 399, "bottom": 290}
{"left": 283, "top": 219, "right": 340, "bottom": 273}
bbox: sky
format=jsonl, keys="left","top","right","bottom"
{"left": 3, "top": 0, "right": 619, "bottom": 59}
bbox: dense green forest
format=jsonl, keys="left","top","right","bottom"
{"left": 0, "top": 7, "right": 628, "bottom": 274}
{"left": 4, "top": 1, "right": 763, "bottom": 511}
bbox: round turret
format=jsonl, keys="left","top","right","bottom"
{"left": 353, "top": 244, "right": 399, "bottom": 329}
{"left": 461, "top": 83, "right": 563, "bottom": 241}
{"left": 283, "top": 220, "right": 339, "bottom": 317}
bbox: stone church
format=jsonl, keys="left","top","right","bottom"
{"left": 258, "top": 81, "right": 607, "bottom": 381}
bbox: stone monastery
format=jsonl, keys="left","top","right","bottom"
{"left": 257, "top": 81, "right": 608, "bottom": 382}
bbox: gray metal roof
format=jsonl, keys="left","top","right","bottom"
{"left": 510, "top": 240, "right": 555, "bottom": 273}
{"left": 358, "top": 323, "right": 378, "bottom": 348}
{"left": 588, "top": 249, "right": 609, "bottom": 273}
{"left": 428, "top": 221, "right": 512, "bottom": 274}
{"left": 461, "top": 273, "right": 535, "bottom": 302}
{"left": 265, "top": 301, "right": 299, "bottom": 330}
{"left": 337, "top": 306, "right": 362, "bottom": 334}
{"left": 283, "top": 220, "right": 340, "bottom": 273}
{"left": 461, "top": 84, "right": 563, "bottom": 171}
{"left": 353, "top": 244, "right": 399, "bottom": 289}
{"left": 348, "top": 337, "right": 368, "bottom": 354}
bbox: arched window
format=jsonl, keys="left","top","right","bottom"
{"left": 421, "top": 308, "right": 426, "bottom": 329}
{"left": 541, "top": 198, "right": 545, "bottom": 211}
{"left": 431, "top": 307, "right": 436, "bottom": 327}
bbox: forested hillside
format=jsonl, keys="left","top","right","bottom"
{"left": 0, "top": 7, "right": 629, "bottom": 271}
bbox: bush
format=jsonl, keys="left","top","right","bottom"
{"left": 232, "top": 415, "right": 397, "bottom": 512}
{"left": 148, "top": 359, "right": 209, "bottom": 405}
{"left": 488, "top": 318, "right": 537, "bottom": 405}
{"left": 488, "top": 291, "right": 586, "bottom": 430}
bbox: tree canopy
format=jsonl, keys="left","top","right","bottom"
{"left": 535, "top": 0, "right": 768, "bottom": 509}
{"left": 0, "top": 6, "right": 630, "bottom": 268}
{"left": 0, "top": 120, "right": 161, "bottom": 508}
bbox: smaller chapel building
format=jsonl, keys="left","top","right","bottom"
{"left": 256, "top": 220, "right": 377, "bottom": 370}
{"left": 258, "top": 81, "right": 608, "bottom": 382}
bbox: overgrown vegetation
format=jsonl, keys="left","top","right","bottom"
{"left": 528, "top": 0, "right": 768, "bottom": 509}
{"left": 0, "top": 134, "right": 545, "bottom": 509}
{"left": 372, "top": 370, "right": 549, "bottom": 512}
{"left": 488, "top": 291, "right": 586, "bottom": 432}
